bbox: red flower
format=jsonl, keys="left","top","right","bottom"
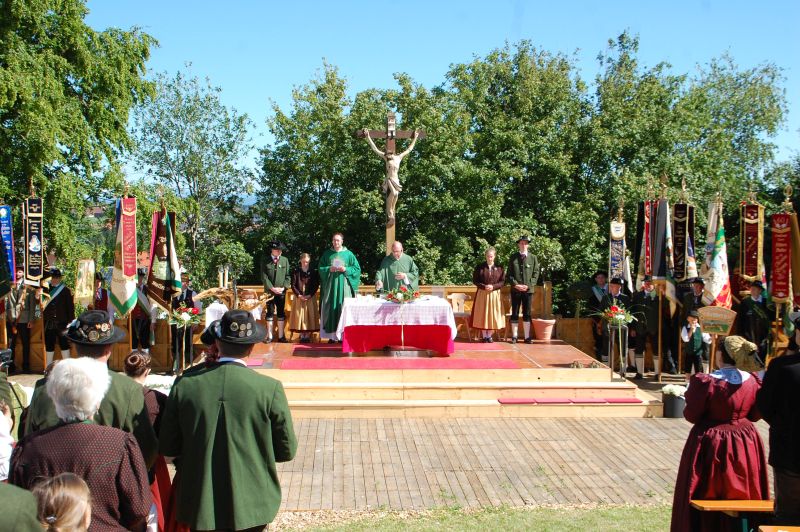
{"left": 413, "top": 291, "right": 420, "bottom": 298}
{"left": 400, "top": 286, "right": 408, "bottom": 292}
{"left": 191, "top": 307, "right": 199, "bottom": 315}
{"left": 610, "top": 305, "right": 620, "bottom": 312}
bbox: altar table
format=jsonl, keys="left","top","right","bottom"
{"left": 337, "top": 296, "right": 458, "bottom": 355}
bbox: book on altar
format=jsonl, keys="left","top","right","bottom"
{"left": 332, "top": 258, "right": 344, "bottom": 269}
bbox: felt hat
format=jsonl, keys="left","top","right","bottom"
{"left": 723, "top": 335, "right": 762, "bottom": 372}
{"left": 200, "top": 320, "right": 220, "bottom": 346}
{"left": 687, "top": 309, "right": 700, "bottom": 319}
{"left": 593, "top": 270, "right": 608, "bottom": 280}
{"left": 269, "top": 241, "right": 285, "bottom": 251}
{"left": 750, "top": 280, "right": 764, "bottom": 290}
{"left": 691, "top": 277, "right": 705, "bottom": 285}
{"left": 49, "top": 268, "right": 63, "bottom": 278}
{"left": 66, "top": 310, "right": 126, "bottom": 346}
{"left": 516, "top": 235, "right": 531, "bottom": 243}
{"left": 94, "top": 271, "right": 104, "bottom": 281}
{"left": 214, "top": 309, "right": 267, "bottom": 345}
{"left": 137, "top": 267, "right": 147, "bottom": 277}
{"left": 609, "top": 277, "right": 624, "bottom": 286}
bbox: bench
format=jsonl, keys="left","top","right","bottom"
{"left": 691, "top": 500, "right": 774, "bottom": 532}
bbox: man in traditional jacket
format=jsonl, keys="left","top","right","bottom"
{"left": 262, "top": 241, "right": 291, "bottom": 343}
{"left": 587, "top": 271, "right": 608, "bottom": 359}
{"left": 160, "top": 309, "right": 297, "bottom": 531}
{"left": 42, "top": 268, "right": 74, "bottom": 366}
{"left": 681, "top": 309, "right": 711, "bottom": 376}
{"left": 506, "top": 235, "right": 539, "bottom": 344}
{"left": 599, "top": 277, "right": 630, "bottom": 364}
{"left": 319, "top": 233, "right": 361, "bottom": 343}
{"left": 88, "top": 271, "right": 109, "bottom": 313}
{"left": 24, "top": 310, "right": 157, "bottom": 469}
{"left": 680, "top": 277, "right": 706, "bottom": 327}
{"left": 3, "top": 268, "right": 26, "bottom": 373}
{"left": 131, "top": 268, "right": 156, "bottom": 353}
{"left": 735, "top": 280, "right": 774, "bottom": 359}
{"left": 171, "top": 271, "right": 201, "bottom": 372}
{"left": 632, "top": 276, "right": 677, "bottom": 377}
{"left": 375, "top": 241, "right": 419, "bottom": 293}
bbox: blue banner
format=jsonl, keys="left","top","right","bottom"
{"left": 0, "top": 205, "right": 15, "bottom": 283}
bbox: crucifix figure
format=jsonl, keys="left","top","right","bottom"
{"left": 358, "top": 112, "right": 425, "bottom": 229}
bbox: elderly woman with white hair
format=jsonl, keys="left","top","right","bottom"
{"left": 10, "top": 357, "right": 152, "bottom": 532}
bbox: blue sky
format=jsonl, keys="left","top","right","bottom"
{"left": 86, "top": 0, "right": 800, "bottom": 164}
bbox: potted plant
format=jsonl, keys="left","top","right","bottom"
{"left": 661, "top": 384, "right": 687, "bottom": 418}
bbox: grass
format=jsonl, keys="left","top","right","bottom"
{"left": 276, "top": 504, "right": 672, "bottom": 532}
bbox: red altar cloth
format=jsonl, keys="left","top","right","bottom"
{"left": 341, "top": 324, "right": 454, "bottom": 355}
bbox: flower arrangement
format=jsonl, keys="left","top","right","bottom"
{"left": 662, "top": 384, "right": 687, "bottom": 397}
{"left": 168, "top": 302, "right": 202, "bottom": 328}
{"left": 598, "top": 304, "right": 636, "bottom": 326}
{"left": 384, "top": 284, "right": 421, "bottom": 304}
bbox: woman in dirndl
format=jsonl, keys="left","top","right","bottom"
{"left": 289, "top": 253, "right": 320, "bottom": 343}
{"left": 470, "top": 246, "right": 506, "bottom": 342}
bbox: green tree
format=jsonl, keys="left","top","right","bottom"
{"left": 0, "top": 0, "right": 155, "bottom": 278}
{"left": 130, "top": 69, "right": 254, "bottom": 257}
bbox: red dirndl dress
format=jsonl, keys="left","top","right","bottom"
{"left": 670, "top": 369, "right": 769, "bottom": 531}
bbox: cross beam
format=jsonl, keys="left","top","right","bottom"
{"left": 354, "top": 112, "right": 426, "bottom": 154}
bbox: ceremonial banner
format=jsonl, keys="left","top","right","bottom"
{"left": 672, "top": 203, "right": 698, "bottom": 282}
{"left": 739, "top": 203, "right": 765, "bottom": 291}
{"left": 701, "top": 201, "right": 732, "bottom": 308}
{"left": 608, "top": 221, "right": 626, "bottom": 281}
{"left": 110, "top": 197, "right": 138, "bottom": 316}
{"left": 791, "top": 212, "right": 800, "bottom": 306}
{"left": 633, "top": 201, "right": 654, "bottom": 288}
{"left": 23, "top": 197, "right": 44, "bottom": 286}
{"left": 651, "top": 199, "right": 674, "bottom": 281}
{"left": 771, "top": 213, "right": 792, "bottom": 303}
{"left": 0, "top": 206, "right": 15, "bottom": 284}
{"left": 74, "top": 259, "right": 95, "bottom": 307}
{"left": 146, "top": 209, "right": 182, "bottom": 312}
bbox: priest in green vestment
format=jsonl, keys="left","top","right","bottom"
{"left": 375, "top": 241, "right": 420, "bottom": 292}
{"left": 319, "top": 232, "right": 361, "bottom": 342}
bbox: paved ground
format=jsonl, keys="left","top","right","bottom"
{"left": 276, "top": 417, "right": 770, "bottom": 511}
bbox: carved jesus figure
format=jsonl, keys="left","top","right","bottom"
{"left": 362, "top": 128, "right": 420, "bottom": 228}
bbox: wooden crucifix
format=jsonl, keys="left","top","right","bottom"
{"left": 356, "top": 112, "right": 426, "bottom": 254}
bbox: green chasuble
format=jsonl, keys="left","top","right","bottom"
{"left": 24, "top": 368, "right": 158, "bottom": 468}
{"left": 159, "top": 363, "right": 297, "bottom": 530}
{"left": 319, "top": 246, "right": 361, "bottom": 335}
{"left": 375, "top": 253, "right": 419, "bottom": 292}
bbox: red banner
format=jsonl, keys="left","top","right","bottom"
{"left": 643, "top": 200, "right": 652, "bottom": 277}
{"left": 120, "top": 197, "right": 138, "bottom": 277}
{"left": 739, "top": 203, "right": 764, "bottom": 284}
{"left": 771, "top": 213, "right": 792, "bottom": 303}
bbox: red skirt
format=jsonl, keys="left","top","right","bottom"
{"left": 671, "top": 419, "right": 769, "bottom": 531}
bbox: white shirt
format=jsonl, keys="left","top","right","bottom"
{"left": 205, "top": 300, "right": 228, "bottom": 326}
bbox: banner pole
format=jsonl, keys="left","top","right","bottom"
{"left": 658, "top": 288, "right": 663, "bottom": 383}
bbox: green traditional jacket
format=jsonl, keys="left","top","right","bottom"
{"left": 375, "top": 253, "right": 419, "bottom": 292}
{"left": 159, "top": 362, "right": 297, "bottom": 530}
{"left": 24, "top": 367, "right": 158, "bottom": 468}
{"left": 262, "top": 254, "right": 291, "bottom": 291}
{"left": 0, "top": 483, "right": 41, "bottom": 532}
{"left": 506, "top": 252, "right": 539, "bottom": 293}
{"left": 683, "top": 326, "right": 708, "bottom": 358}
{"left": 319, "top": 247, "right": 361, "bottom": 333}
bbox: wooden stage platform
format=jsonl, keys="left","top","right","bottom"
{"left": 246, "top": 339, "right": 662, "bottom": 419}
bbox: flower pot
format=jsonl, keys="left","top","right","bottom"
{"left": 532, "top": 318, "right": 556, "bottom": 341}
{"left": 663, "top": 394, "right": 686, "bottom": 419}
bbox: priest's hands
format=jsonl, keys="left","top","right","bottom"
{"left": 329, "top": 266, "right": 345, "bottom": 273}
{"left": 375, "top": 280, "right": 383, "bottom": 291}
{"left": 394, "top": 272, "right": 406, "bottom": 281}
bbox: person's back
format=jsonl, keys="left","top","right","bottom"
{"left": 0, "top": 482, "right": 41, "bottom": 532}
{"left": 160, "top": 309, "right": 297, "bottom": 531}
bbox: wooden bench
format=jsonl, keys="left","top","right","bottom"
{"left": 691, "top": 500, "right": 774, "bottom": 532}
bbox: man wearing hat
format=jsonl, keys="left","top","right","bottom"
{"left": 587, "top": 271, "right": 608, "bottom": 359}
{"left": 735, "top": 280, "right": 774, "bottom": 359}
{"left": 131, "top": 268, "right": 156, "bottom": 353}
{"left": 262, "top": 241, "right": 291, "bottom": 343}
{"left": 506, "top": 236, "right": 539, "bottom": 344}
{"left": 757, "top": 311, "right": 800, "bottom": 525}
{"left": 172, "top": 270, "right": 202, "bottom": 372}
{"left": 680, "top": 277, "right": 707, "bottom": 329}
{"left": 88, "top": 271, "right": 109, "bottom": 313}
{"left": 630, "top": 275, "right": 667, "bottom": 379}
{"left": 42, "top": 268, "right": 75, "bottom": 367}
{"left": 160, "top": 309, "right": 297, "bottom": 531}
{"left": 24, "top": 310, "right": 158, "bottom": 468}
{"left": 598, "top": 277, "right": 630, "bottom": 363}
